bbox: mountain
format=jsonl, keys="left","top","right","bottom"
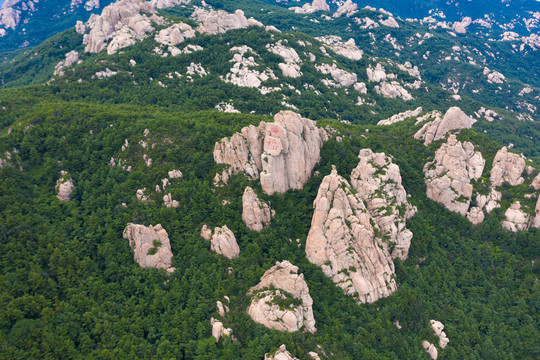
{"left": 0, "top": 1, "right": 538, "bottom": 359}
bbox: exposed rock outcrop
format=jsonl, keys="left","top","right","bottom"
{"left": 414, "top": 107, "right": 476, "bottom": 145}
{"left": 248, "top": 260, "right": 316, "bottom": 333}
{"left": 222, "top": 46, "right": 277, "bottom": 91}
{"left": 333, "top": 0, "right": 358, "bottom": 18}
{"left": 490, "top": 147, "right": 526, "bottom": 187}
{"left": 163, "top": 193, "right": 179, "bottom": 208}
{"left": 351, "top": 149, "right": 416, "bottom": 260}
{"left": 150, "top": 0, "right": 191, "bottom": 9}
{"left": 316, "top": 63, "right": 357, "bottom": 88}
{"left": 201, "top": 225, "right": 240, "bottom": 259}
{"left": 192, "top": 8, "right": 251, "bottom": 35}
{"left": 210, "top": 318, "right": 232, "bottom": 342}
{"left": 305, "top": 166, "right": 398, "bottom": 304}
{"left": 317, "top": 36, "right": 363, "bottom": 60}
{"left": 422, "top": 341, "right": 438, "bottom": 360}
{"left": 502, "top": 202, "right": 530, "bottom": 232}
{"left": 531, "top": 197, "right": 540, "bottom": 229}
{"left": 54, "top": 51, "right": 81, "bottom": 77}
{"left": 291, "top": 0, "right": 329, "bottom": 14}
{"left": 430, "top": 320, "right": 450, "bottom": 349}
{"left": 377, "top": 107, "right": 423, "bottom": 126}
{"left": 267, "top": 40, "right": 302, "bottom": 78}
{"left": 82, "top": 0, "right": 163, "bottom": 54}
{"left": 265, "top": 345, "right": 298, "bottom": 360}
{"left": 424, "top": 134, "right": 485, "bottom": 216}
{"left": 155, "top": 23, "right": 195, "bottom": 46}
{"left": 213, "top": 111, "right": 327, "bottom": 195}
{"left": 242, "top": 186, "right": 273, "bottom": 232}
{"left": 476, "top": 188, "right": 502, "bottom": 214}
{"left": 374, "top": 81, "right": 413, "bottom": 101}
{"left": 56, "top": 171, "right": 75, "bottom": 201}
{"left": 122, "top": 223, "right": 175, "bottom": 273}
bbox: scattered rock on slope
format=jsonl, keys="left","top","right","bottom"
{"left": 430, "top": 320, "right": 450, "bottom": 349}
{"left": 210, "top": 317, "right": 233, "bottom": 342}
{"left": 422, "top": 340, "right": 438, "bottom": 360}
{"left": 502, "top": 201, "right": 530, "bottom": 232}
{"left": 351, "top": 149, "right": 416, "bottom": 260}
{"left": 414, "top": 107, "right": 476, "bottom": 145}
{"left": 242, "top": 186, "right": 274, "bottom": 232}
{"left": 155, "top": 23, "right": 195, "bottom": 46}
{"left": 305, "top": 165, "right": 398, "bottom": 304}
{"left": 424, "top": 134, "right": 485, "bottom": 216}
{"left": 247, "top": 260, "right": 316, "bottom": 333}
{"left": 213, "top": 111, "right": 327, "bottom": 194}
{"left": 56, "top": 171, "right": 75, "bottom": 201}
{"left": 122, "top": 223, "right": 175, "bottom": 274}
{"left": 490, "top": 147, "right": 526, "bottom": 187}
{"left": 192, "top": 8, "right": 252, "bottom": 35}
{"left": 201, "top": 225, "right": 240, "bottom": 259}
{"left": 377, "top": 107, "right": 423, "bottom": 126}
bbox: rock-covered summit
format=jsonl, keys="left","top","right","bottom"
{"left": 414, "top": 107, "right": 476, "bottom": 145}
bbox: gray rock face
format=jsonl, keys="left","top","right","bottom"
{"left": 490, "top": 147, "right": 526, "bottom": 187}
{"left": 374, "top": 81, "right": 413, "bottom": 101}
{"left": 316, "top": 63, "right": 358, "bottom": 88}
{"left": 210, "top": 318, "right": 232, "bottom": 342}
{"left": 305, "top": 166, "right": 398, "bottom": 304}
{"left": 82, "top": 0, "right": 162, "bottom": 54}
{"left": 265, "top": 345, "right": 298, "bottom": 360}
{"left": 154, "top": 23, "right": 195, "bottom": 46}
{"left": 201, "top": 225, "right": 240, "bottom": 259}
{"left": 54, "top": 51, "right": 81, "bottom": 77}
{"left": 248, "top": 260, "right": 316, "bottom": 333}
{"left": 242, "top": 186, "right": 273, "bottom": 232}
{"left": 333, "top": 0, "right": 358, "bottom": 18}
{"left": 0, "top": 1, "right": 21, "bottom": 29}
{"left": 377, "top": 107, "right": 423, "bottom": 126}
{"left": 531, "top": 197, "right": 540, "bottom": 229}
{"left": 414, "top": 107, "right": 476, "bottom": 145}
{"left": 150, "top": 0, "right": 190, "bottom": 9}
{"left": 317, "top": 36, "right": 363, "bottom": 60}
{"left": 430, "top": 320, "right": 450, "bottom": 349}
{"left": 424, "top": 134, "right": 485, "bottom": 216}
{"left": 351, "top": 149, "right": 416, "bottom": 260}
{"left": 56, "top": 171, "right": 75, "bottom": 201}
{"left": 422, "top": 340, "right": 438, "bottom": 360}
{"left": 267, "top": 40, "right": 302, "bottom": 78}
{"left": 122, "top": 223, "right": 175, "bottom": 273}
{"left": 213, "top": 111, "right": 327, "bottom": 195}
{"left": 192, "top": 8, "right": 250, "bottom": 35}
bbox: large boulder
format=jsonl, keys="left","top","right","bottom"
{"left": 422, "top": 341, "right": 438, "bottom": 360}
{"left": 265, "top": 345, "right": 298, "bottom": 360}
{"left": 154, "top": 23, "right": 195, "bottom": 46}
{"left": 430, "top": 320, "right": 450, "bottom": 349}
{"left": 242, "top": 186, "right": 273, "bottom": 231}
{"left": 501, "top": 201, "right": 530, "bottom": 232}
{"left": 213, "top": 111, "right": 327, "bottom": 194}
{"left": 424, "top": 134, "right": 485, "bottom": 217}
{"left": 123, "top": 223, "right": 175, "bottom": 273}
{"left": 56, "top": 171, "right": 75, "bottom": 201}
{"left": 490, "top": 147, "right": 526, "bottom": 187}
{"left": 305, "top": 166, "right": 398, "bottom": 304}
{"left": 247, "top": 260, "right": 316, "bottom": 333}
{"left": 201, "top": 225, "right": 240, "bottom": 259}
{"left": 192, "top": 8, "right": 250, "bottom": 35}
{"left": 351, "top": 149, "right": 416, "bottom": 260}
{"left": 414, "top": 107, "right": 476, "bottom": 145}
{"left": 210, "top": 318, "right": 232, "bottom": 342}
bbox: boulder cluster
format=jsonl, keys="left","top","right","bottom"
{"left": 200, "top": 225, "right": 240, "bottom": 259}
{"left": 306, "top": 149, "right": 415, "bottom": 304}
{"left": 414, "top": 107, "right": 476, "bottom": 145}
{"left": 213, "top": 111, "right": 328, "bottom": 195}
{"left": 56, "top": 171, "right": 75, "bottom": 201}
{"left": 247, "top": 260, "right": 316, "bottom": 333}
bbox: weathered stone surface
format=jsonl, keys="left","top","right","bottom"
{"left": 490, "top": 147, "right": 526, "bottom": 187}
{"left": 502, "top": 201, "right": 530, "bottom": 232}
{"left": 267, "top": 40, "right": 302, "bottom": 78}
{"left": 193, "top": 8, "right": 250, "bottom": 34}
{"left": 221, "top": 46, "right": 277, "bottom": 90}
{"left": 306, "top": 166, "right": 398, "bottom": 304}
{"left": 56, "top": 171, "right": 75, "bottom": 201}
{"left": 248, "top": 260, "right": 316, "bottom": 333}
{"left": 122, "top": 223, "right": 175, "bottom": 273}
{"left": 377, "top": 107, "right": 423, "bottom": 126}
{"left": 316, "top": 63, "right": 357, "bottom": 88}
{"left": 351, "top": 149, "right": 416, "bottom": 260}
{"left": 82, "top": 0, "right": 162, "bottom": 54}
{"left": 466, "top": 207, "right": 485, "bottom": 225}
{"left": 155, "top": 23, "right": 195, "bottom": 46}
{"left": 168, "top": 169, "right": 182, "bottom": 178}
{"left": 163, "top": 193, "right": 179, "bottom": 208}
{"left": 430, "top": 320, "right": 450, "bottom": 349}
{"left": 333, "top": 0, "right": 358, "bottom": 18}
{"left": 150, "top": 0, "right": 191, "bottom": 9}
{"left": 414, "top": 107, "right": 476, "bottom": 145}
{"left": 54, "top": 51, "right": 81, "bottom": 77}
{"left": 202, "top": 225, "right": 240, "bottom": 259}
{"left": 317, "top": 36, "right": 363, "bottom": 60}
{"left": 291, "top": 0, "right": 329, "bottom": 14}
{"left": 424, "top": 134, "right": 485, "bottom": 217}
{"left": 531, "top": 197, "right": 540, "bottom": 229}
{"left": 242, "top": 186, "right": 273, "bottom": 232}
{"left": 476, "top": 188, "right": 502, "bottom": 214}
{"left": 422, "top": 340, "right": 438, "bottom": 360}
{"left": 452, "top": 17, "right": 472, "bottom": 34}
{"left": 210, "top": 318, "right": 232, "bottom": 342}
{"left": 532, "top": 173, "right": 540, "bottom": 190}
{"left": 265, "top": 344, "right": 298, "bottom": 360}
{"left": 375, "top": 81, "right": 413, "bottom": 101}
{"left": 213, "top": 111, "right": 327, "bottom": 195}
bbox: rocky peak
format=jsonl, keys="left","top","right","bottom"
{"left": 213, "top": 111, "right": 327, "bottom": 195}
{"left": 155, "top": 23, "right": 195, "bottom": 46}
{"left": 424, "top": 134, "right": 485, "bottom": 217}
{"left": 351, "top": 149, "right": 416, "bottom": 260}
{"left": 414, "top": 107, "right": 476, "bottom": 145}
{"left": 305, "top": 165, "right": 398, "bottom": 304}
{"left": 192, "top": 8, "right": 251, "bottom": 35}
{"left": 122, "top": 223, "right": 175, "bottom": 274}
{"left": 490, "top": 147, "right": 526, "bottom": 187}
{"left": 247, "top": 260, "right": 316, "bottom": 333}
{"left": 242, "top": 186, "right": 274, "bottom": 232}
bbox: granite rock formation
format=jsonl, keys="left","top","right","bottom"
{"left": 490, "top": 147, "right": 526, "bottom": 187}
{"left": 430, "top": 320, "right": 450, "bottom": 349}
{"left": 247, "top": 260, "right": 316, "bottom": 333}
{"left": 56, "top": 171, "right": 75, "bottom": 201}
{"left": 414, "top": 107, "right": 476, "bottom": 145}
{"left": 242, "top": 186, "right": 273, "bottom": 232}
{"left": 264, "top": 344, "right": 298, "bottom": 360}
{"left": 122, "top": 223, "right": 175, "bottom": 273}
{"left": 201, "top": 225, "right": 240, "bottom": 259}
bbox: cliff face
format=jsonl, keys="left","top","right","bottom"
{"left": 242, "top": 186, "right": 273, "bottom": 232}
{"left": 414, "top": 107, "right": 476, "bottom": 145}
{"left": 213, "top": 111, "right": 327, "bottom": 194}
{"left": 247, "top": 260, "right": 316, "bottom": 333}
